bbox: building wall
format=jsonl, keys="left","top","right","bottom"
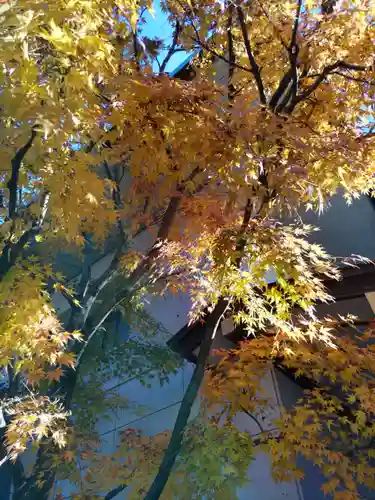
{"left": 302, "top": 194, "right": 375, "bottom": 260}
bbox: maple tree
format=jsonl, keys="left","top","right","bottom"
{"left": 0, "top": 0, "right": 373, "bottom": 499}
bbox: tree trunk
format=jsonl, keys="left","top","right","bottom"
{"left": 12, "top": 442, "right": 57, "bottom": 500}
{"left": 0, "top": 428, "right": 12, "bottom": 500}
{"left": 12, "top": 370, "right": 79, "bottom": 500}
{"left": 143, "top": 298, "right": 230, "bottom": 500}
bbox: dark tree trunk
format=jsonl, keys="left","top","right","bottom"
{"left": 144, "top": 298, "right": 230, "bottom": 500}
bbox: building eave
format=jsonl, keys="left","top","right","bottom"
{"left": 168, "top": 262, "right": 375, "bottom": 362}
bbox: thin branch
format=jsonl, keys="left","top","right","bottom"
{"left": 330, "top": 71, "right": 375, "bottom": 86}
{"left": 76, "top": 237, "right": 93, "bottom": 301}
{"left": 79, "top": 167, "right": 201, "bottom": 366}
{"left": 85, "top": 125, "right": 116, "bottom": 154}
{"left": 269, "top": 69, "right": 294, "bottom": 113}
{"left": 255, "top": 0, "right": 288, "bottom": 50}
{"left": 155, "top": 55, "right": 161, "bottom": 72}
{"left": 37, "top": 191, "right": 50, "bottom": 228}
{"left": 235, "top": 198, "right": 253, "bottom": 266}
{"left": 76, "top": 289, "right": 129, "bottom": 367}
{"left": 69, "top": 164, "right": 127, "bottom": 330}
{"left": 131, "top": 10, "right": 147, "bottom": 73}
{"left": 131, "top": 6, "right": 147, "bottom": 72}
{"left": 160, "top": 20, "right": 181, "bottom": 73}
{"left": 83, "top": 258, "right": 120, "bottom": 326}
{"left": 133, "top": 32, "right": 140, "bottom": 71}
{"left": 236, "top": 5, "right": 266, "bottom": 105}
{"left": 240, "top": 405, "right": 264, "bottom": 433}
{"left": 154, "top": 266, "right": 188, "bottom": 283}
{"left": 147, "top": 166, "right": 201, "bottom": 259}
{"left": 57, "top": 285, "right": 81, "bottom": 311}
{"left": 268, "top": 0, "right": 302, "bottom": 113}
{"left": 131, "top": 217, "right": 160, "bottom": 239}
{"left": 328, "top": 61, "right": 367, "bottom": 72}
{"left": 295, "top": 61, "right": 369, "bottom": 103}
{"left": 290, "top": 0, "right": 303, "bottom": 102}
{"left": 290, "top": 0, "right": 303, "bottom": 54}
{"left": 7, "top": 130, "right": 37, "bottom": 219}
{"left": 253, "top": 430, "right": 282, "bottom": 447}
{"left": 192, "top": 37, "right": 252, "bottom": 73}
{"left": 80, "top": 162, "right": 128, "bottom": 322}
{"left": 362, "top": 126, "right": 375, "bottom": 138}
{"left": 227, "top": 4, "right": 236, "bottom": 100}
{"left": 332, "top": 437, "right": 375, "bottom": 458}
{"left": 66, "top": 237, "right": 94, "bottom": 331}
{"left": 0, "top": 191, "right": 50, "bottom": 280}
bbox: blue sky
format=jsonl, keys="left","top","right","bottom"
{"left": 141, "top": 0, "right": 190, "bottom": 73}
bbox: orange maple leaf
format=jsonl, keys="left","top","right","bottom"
{"left": 46, "top": 367, "right": 64, "bottom": 382}
{"left": 63, "top": 450, "right": 75, "bottom": 462}
{"left": 57, "top": 352, "right": 76, "bottom": 368}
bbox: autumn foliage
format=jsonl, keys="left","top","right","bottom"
{"left": 0, "top": 0, "right": 374, "bottom": 499}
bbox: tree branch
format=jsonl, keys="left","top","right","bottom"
{"left": 227, "top": 4, "right": 236, "bottom": 100}
{"left": 240, "top": 405, "right": 264, "bottom": 433}
{"left": 76, "top": 237, "right": 93, "bottom": 301}
{"left": 147, "top": 166, "right": 201, "bottom": 260}
{"left": 104, "top": 483, "right": 128, "bottom": 500}
{"left": 268, "top": 0, "right": 302, "bottom": 114}
{"left": 15, "top": 161, "right": 130, "bottom": 498}
{"left": 192, "top": 37, "right": 252, "bottom": 74}
{"left": 295, "top": 61, "right": 369, "bottom": 103}
{"left": 290, "top": 0, "right": 303, "bottom": 54}
{"left": 7, "top": 130, "right": 37, "bottom": 219}
{"left": 103, "top": 471, "right": 135, "bottom": 499}
{"left": 252, "top": 430, "right": 282, "bottom": 447}
{"left": 0, "top": 192, "right": 50, "bottom": 280}
{"left": 290, "top": 0, "right": 303, "bottom": 100}
{"left": 255, "top": 0, "right": 288, "bottom": 50}
{"left": 160, "top": 20, "right": 181, "bottom": 73}
{"left": 78, "top": 162, "right": 128, "bottom": 326}
{"left": 154, "top": 266, "right": 189, "bottom": 283}
{"left": 76, "top": 289, "right": 130, "bottom": 367}
{"left": 37, "top": 191, "right": 50, "bottom": 229}
{"left": 82, "top": 259, "right": 120, "bottom": 327}
{"left": 330, "top": 71, "right": 375, "bottom": 86}
{"left": 66, "top": 237, "right": 94, "bottom": 331}
{"left": 236, "top": 5, "right": 266, "bottom": 105}
{"left": 81, "top": 168, "right": 205, "bottom": 360}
